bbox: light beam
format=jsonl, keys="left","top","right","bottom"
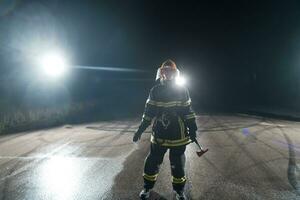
{"left": 39, "top": 51, "right": 68, "bottom": 78}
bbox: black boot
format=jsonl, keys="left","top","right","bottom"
{"left": 174, "top": 190, "right": 186, "bottom": 200}
{"left": 139, "top": 189, "right": 150, "bottom": 200}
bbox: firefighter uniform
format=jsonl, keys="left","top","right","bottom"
{"left": 135, "top": 80, "right": 197, "bottom": 193}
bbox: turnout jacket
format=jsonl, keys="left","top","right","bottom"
{"left": 137, "top": 80, "right": 197, "bottom": 147}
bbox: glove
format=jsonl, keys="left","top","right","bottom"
{"left": 133, "top": 130, "right": 143, "bottom": 142}
{"left": 189, "top": 130, "right": 197, "bottom": 142}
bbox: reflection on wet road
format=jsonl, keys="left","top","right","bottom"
{"left": 0, "top": 115, "right": 300, "bottom": 199}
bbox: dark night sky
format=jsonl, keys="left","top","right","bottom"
{"left": 1, "top": 0, "right": 300, "bottom": 111}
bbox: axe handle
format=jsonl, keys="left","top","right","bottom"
{"left": 194, "top": 139, "right": 203, "bottom": 151}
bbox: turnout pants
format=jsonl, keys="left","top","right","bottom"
{"left": 143, "top": 143, "right": 186, "bottom": 192}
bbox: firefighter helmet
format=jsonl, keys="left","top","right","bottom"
{"left": 156, "top": 59, "right": 180, "bottom": 81}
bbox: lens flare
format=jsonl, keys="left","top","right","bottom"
{"left": 175, "top": 76, "right": 186, "bottom": 86}
{"left": 39, "top": 52, "right": 68, "bottom": 77}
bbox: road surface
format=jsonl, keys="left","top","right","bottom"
{"left": 0, "top": 114, "right": 300, "bottom": 200}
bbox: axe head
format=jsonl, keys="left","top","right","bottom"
{"left": 196, "top": 149, "right": 208, "bottom": 157}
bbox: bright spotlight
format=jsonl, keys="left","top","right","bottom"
{"left": 175, "top": 76, "right": 186, "bottom": 86}
{"left": 39, "top": 52, "right": 68, "bottom": 77}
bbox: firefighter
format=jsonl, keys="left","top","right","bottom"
{"left": 133, "top": 59, "right": 198, "bottom": 200}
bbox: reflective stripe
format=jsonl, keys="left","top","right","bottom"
{"left": 184, "top": 113, "right": 196, "bottom": 120}
{"left": 182, "top": 99, "right": 191, "bottom": 106}
{"left": 147, "top": 100, "right": 182, "bottom": 107}
{"left": 146, "top": 99, "right": 191, "bottom": 107}
{"left": 142, "top": 114, "right": 152, "bottom": 122}
{"left": 178, "top": 117, "right": 185, "bottom": 139}
{"left": 143, "top": 173, "right": 158, "bottom": 182}
{"left": 151, "top": 135, "right": 191, "bottom": 147}
{"left": 172, "top": 176, "right": 186, "bottom": 184}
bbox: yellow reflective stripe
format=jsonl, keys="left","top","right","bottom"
{"left": 184, "top": 113, "right": 196, "bottom": 120}
{"left": 146, "top": 99, "right": 157, "bottom": 106}
{"left": 150, "top": 135, "right": 191, "bottom": 147}
{"left": 148, "top": 100, "right": 181, "bottom": 104}
{"left": 182, "top": 99, "right": 191, "bottom": 106}
{"left": 160, "top": 141, "right": 191, "bottom": 147}
{"left": 143, "top": 173, "right": 158, "bottom": 182}
{"left": 147, "top": 100, "right": 181, "bottom": 106}
{"left": 172, "top": 176, "right": 186, "bottom": 184}
{"left": 146, "top": 99, "right": 191, "bottom": 107}
{"left": 142, "top": 114, "right": 152, "bottom": 122}
{"left": 178, "top": 117, "right": 185, "bottom": 139}
{"left": 151, "top": 135, "right": 190, "bottom": 143}
{"left": 154, "top": 104, "right": 179, "bottom": 108}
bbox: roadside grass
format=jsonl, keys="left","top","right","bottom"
{"left": 0, "top": 101, "right": 98, "bottom": 134}
{"left": 0, "top": 99, "right": 142, "bottom": 134}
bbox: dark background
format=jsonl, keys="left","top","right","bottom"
{"left": 1, "top": 0, "right": 300, "bottom": 129}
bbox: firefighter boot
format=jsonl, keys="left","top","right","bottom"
{"left": 174, "top": 190, "right": 186, "bottom": 200}
{"left": 139, "top": 189, "right": 150, "bottom": 200}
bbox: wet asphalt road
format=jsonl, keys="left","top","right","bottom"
{"left": 0, "top": 114, "right": 300, "bottom": 200}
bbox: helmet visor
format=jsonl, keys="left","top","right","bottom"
{"left": 156, "top": 67, "right": 180, "bottom": 81}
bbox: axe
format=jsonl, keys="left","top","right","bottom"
{"left": 194, "top": 139, "right": 208, "bottom": 157}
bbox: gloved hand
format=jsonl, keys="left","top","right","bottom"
{"left": 133, "top": 130, "right": 143, "bottom": 142}
{"left": 189, "top": 130, "right": 197, "bottom": 142}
